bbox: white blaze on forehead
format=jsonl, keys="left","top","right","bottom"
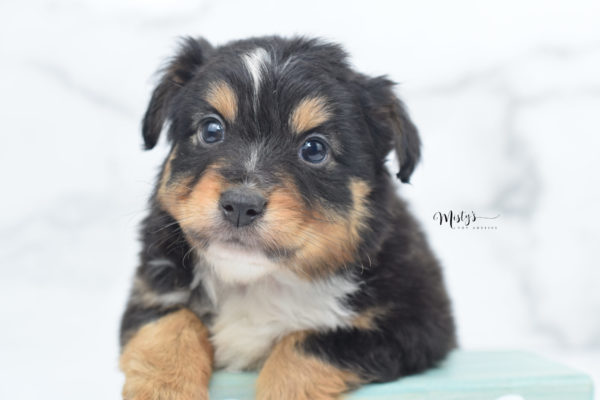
{"left": 242, "top": 47, "right": 270, "bottom": 102}
{"left": 244, "top": 144, "right": 260, "bottom": 173}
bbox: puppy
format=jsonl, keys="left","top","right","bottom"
{"left": 119, "top": 36, "right": 456, "bottom": 400}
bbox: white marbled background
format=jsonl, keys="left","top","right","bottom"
{"left": 1, "top": 0, "right": 599, "bottom": 398}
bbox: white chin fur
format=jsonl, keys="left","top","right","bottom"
{"left": 202, "top": 241, "right": 278, "bottom": 284}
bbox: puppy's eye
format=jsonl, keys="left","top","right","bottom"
{"left": 299, "top": 137, "right": 328, "bottom": 164}
{"left": 198, "top": 117, "right": 225, "bottom": 144}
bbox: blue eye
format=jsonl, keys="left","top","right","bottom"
{"left": 300, "top": 137, "right": 328, "bottom": 164}
{"left": 199, "top": 117, "right": 224, "bottom": 144}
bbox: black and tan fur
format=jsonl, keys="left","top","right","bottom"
{"left": 119, "top": 36, "right": 456, "bottom": 400}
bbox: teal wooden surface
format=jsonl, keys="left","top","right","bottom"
{"left": 208, "top": 351, "right": 594, "bottom": 400}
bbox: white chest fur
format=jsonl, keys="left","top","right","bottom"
{"left": 195, "top": 246, "right": 359, "bottom": 371}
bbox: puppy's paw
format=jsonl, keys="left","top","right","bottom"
{"left": 121, "top": 368, "right": 208, "bottom": 400}
{"left": 256, "top": 333, "right": 361, "bottom": 400}
{"left": 120, "top": 309, "right": 213, "bottom": 400}
{"left": 122, "top": 379, "right": 207, "bottom": 400}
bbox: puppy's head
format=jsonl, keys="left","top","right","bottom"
{"left": 145, "top": 36, "right": 420, "bottom": 282}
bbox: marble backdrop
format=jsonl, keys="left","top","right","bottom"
{"left": 1, "top": 0, "right": 598, "bottom": 398}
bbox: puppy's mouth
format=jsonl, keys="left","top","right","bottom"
{"left": 186, "top": 223, "right": 296, "bottom": 262}
{"left": 191, "top": 230, "right": 297, "bottom": 284}
{"left": 201, "top": 240, "right": 279, "bottom": 284}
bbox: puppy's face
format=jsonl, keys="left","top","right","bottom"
{"left": 144, "top": 37, "right": 420, "bottom": 282}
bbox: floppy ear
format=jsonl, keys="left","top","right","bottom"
{"left": 360, "top": 76, "right": 421, "bottom": 183}
{"left": 389, "top": 95, "right": 421, "bottom": 183}
{"left": 142, "top": 37, "right": 213, "bottom": 150}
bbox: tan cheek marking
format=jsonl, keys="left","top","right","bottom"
{"left": 206, "top": 80, "right": 238, "bottom": 122}
{"left": 261, "top": 178, "right": 371, "bottom": 278}
{"left": 290, "top": 96, "right": 332, "bottom": 134}
{"left": 158, "top": 160, "right": 226, "bottom": 232}
{"left": 157, "top": 147, "right": 192, "bottom": 219}
{"left": 158, "top": 147, "right": 177, "bottom": 192}
{"left": 119, "top": 309, "right": 213, "bottom": 400}
{"left": 346, "top": 178, "right": 371, "bottom": 242}
{"left": 257, "top": 332, "right": 362, "bottom": 400}
{"left": 297, "top": 178, "right": 371, "bottom": 277}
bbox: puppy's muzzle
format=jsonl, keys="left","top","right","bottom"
{"left": 219, "top": 188, "right": 266, "bottom": 227}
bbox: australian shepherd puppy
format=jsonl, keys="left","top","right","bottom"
{"left": 119, "top": 36, "right": 456, "bottom": 400}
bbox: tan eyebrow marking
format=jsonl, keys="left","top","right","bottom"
{"left": 289, "top": 96, "right": 332, "bottom": 134}
{"left": 205, "top": 80, "right": 238, "bottom": 122}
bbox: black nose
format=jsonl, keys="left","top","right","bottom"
{"left": 219, "top": 188, "right": 267, "bottom": 227}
